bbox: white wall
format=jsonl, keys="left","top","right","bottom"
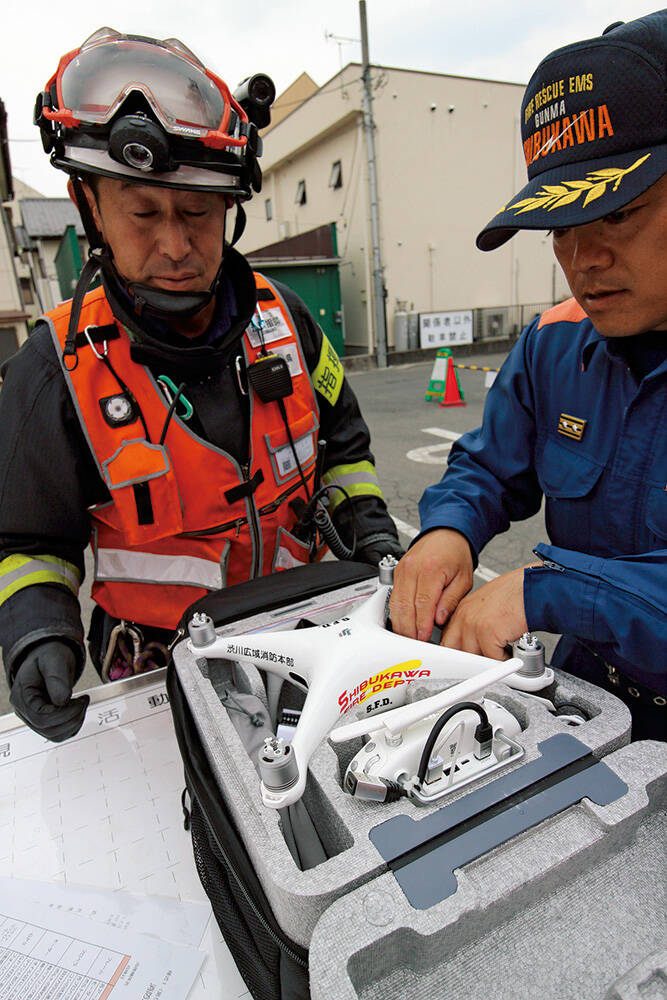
{"left": 237, "top": 64, "right": 573, "bottom": 351}
{"left": 0, "top": 220, "right": 20, "bottom": 314}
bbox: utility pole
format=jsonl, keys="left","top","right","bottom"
{"left": 359, "top": 0, "right": 388, "bottom": 368}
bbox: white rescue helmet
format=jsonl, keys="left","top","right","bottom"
{"left": 34, "top": 27, "right": 274, "bottom": 197}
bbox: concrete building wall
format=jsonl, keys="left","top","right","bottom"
{"left": 34, "top": 236, "right": 79, "bottom": 309}
{"left": 240, "top": 64, "right": 571, "bottom": 352}
{"left": 0, "top": 200, "right": 29, "bottom": 353}
{"left": 244, "top": 110, "right": 373, "bottom": 347}
{"left": 263, "top": 72, "right": 318, "bottom": 134}
{"left": 0, "top": 212, "right": 21, "bottom": 313}
{"left": 4, "top": 179, "right": 46, "bottom": 327}
{"left": 0, "top": 220, "right": 23, "bottom": 313}
{"left": 11, "top": 186, "right": 89, "bottom": 318}
{"left": 7, "top": 177, "right": 43, "bottom": 223}
{"left": 371, "top": 68, "right": 569, "bottom": 316}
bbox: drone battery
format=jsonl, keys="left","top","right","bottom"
{"left": 247, "top": 353, "right": 294, "bottom": 402}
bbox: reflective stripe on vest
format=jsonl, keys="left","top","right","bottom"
{"left": 95, "top": 547, "right": 223, "bottom": 590}
{"left": 45, "top": 275, "right": 320, "bottom": 629}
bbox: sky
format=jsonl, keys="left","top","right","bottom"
{"left": 3, "top": 0, "right": 661, "bottom": 197}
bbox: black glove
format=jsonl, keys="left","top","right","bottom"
{"left": 355, "top": 534, "right": 405, "bottom": 567}
{"left": 10, "top": 640, "right": 89, "bottom": 743}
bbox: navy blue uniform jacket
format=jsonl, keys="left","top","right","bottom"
{"left": 419, "top": 299, "right": 666, "bottom": 695}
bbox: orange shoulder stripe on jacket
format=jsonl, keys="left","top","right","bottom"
{"left": 538, "top": 298, "right": 587, "bottom": 329}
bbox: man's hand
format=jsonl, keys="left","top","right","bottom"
{"left": 10, "top": 640, "right": 89, "bottom": 742}
{"left": 440, "top": 565, "right": 531, "bottom": 659}
{"left": 390, "top": 529, "right": 474, "bottom": 641}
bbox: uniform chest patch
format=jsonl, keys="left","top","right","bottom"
{"left": 558, "top": 413, "right": 587, "bottom": 441}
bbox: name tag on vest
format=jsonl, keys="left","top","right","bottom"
{"left": 271, "top": 342, "right": 303, "bottom": 377}
{"left": 275, "top": 434, "right": 315, "bottom": 477}
{"left": 246, "top": 307, "right": 292, "bottom": 347}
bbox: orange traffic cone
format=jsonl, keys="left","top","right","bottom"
{"left": 438, "top": 355, "right": 466, "bottom": 407}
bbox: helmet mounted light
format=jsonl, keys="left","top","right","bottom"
{"left": 109, "top": 113, "right": 173, "bottom": 172}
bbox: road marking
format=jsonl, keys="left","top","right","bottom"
{"left": 391, "top": 517, "right": 419, "bottom": 541}
{"left": 406, "top": 427, "right": 461, "bottom": 464}
{"left": 406, "top": 443, "right": 453, "bottom": 464}
{"left": 421, "top": 427, "right": 461, "bottom": 439}
{"left": 474, "top": 564, "right": 500, "bottom": 582}
{"left": 391, "top": 516, "right": 499, "bottom": 582}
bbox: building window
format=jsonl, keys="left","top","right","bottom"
{"left": 20, "top": 277, "right": 34, "bottom": 305}
{"left": 265, "top": 198, "right": 272, "bottom": 221}
{"left": 329, "top": 160, "right": 343, "bottom": 189}
{"left": 295, "top": 179, "right": 307, "bottom": 205}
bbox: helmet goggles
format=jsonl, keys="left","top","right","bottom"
{"left": 42, "top": 27, "right": 248, "bottom": 151}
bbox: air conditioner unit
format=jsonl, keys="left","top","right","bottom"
{"left": 279, "top": 221, "right": 291, "bottom": 239}
{"left": 481, "top": 308, "right": 509, "bottom": 340}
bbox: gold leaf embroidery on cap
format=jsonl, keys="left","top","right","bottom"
{"left": 558, "top": 413, "right": 587, "bottom": 441}
{"left": 510, "top": 154, "right": 651, "bottom": 216}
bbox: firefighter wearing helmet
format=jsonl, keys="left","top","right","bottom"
{"left": 0, "top": 29, "right": 402, "bottom": 742}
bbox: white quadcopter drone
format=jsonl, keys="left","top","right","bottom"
{"left": 187, "top": 558, "right": 557, "bottom": 810}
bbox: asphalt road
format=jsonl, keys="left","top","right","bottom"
{"left": 0, "top": 347, "right": 558, "bottom": 715}
{"left": 347, "top": 351, "right": 548, "bottom": 574}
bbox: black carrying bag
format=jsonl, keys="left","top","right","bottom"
{"left": 167, "top": 561, "right": 379, "bottom": 1000}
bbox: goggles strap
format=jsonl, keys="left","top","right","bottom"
{"left": 70, "top": 174, "right": 105, "bottom": 251}
{"left": 230, "top": 199, "right": 246, "bottom": 246}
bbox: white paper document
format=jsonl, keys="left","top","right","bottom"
{"left": 0, "top": 877, "right": 210, "bottom": 949}
{"left": 0, "top": 893, "right": 204, "bottom": 1000}
{"left": 0, "top": 677, "right": 250, "bottom": 996}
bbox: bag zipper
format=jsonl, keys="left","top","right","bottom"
{"left": 241, "top": 462, "right": 263, "bottom": 577}
{"left": 258, "top": 475, "right": 312, "bottom": 517}
{"left": 179, "top": 516, "right": 247, "bottom": 539}
{"left": 186, "top": 779, "right": 308, "bottom": 968}
{"left": 177, "top": 474, "right": 311, "bottom": 540}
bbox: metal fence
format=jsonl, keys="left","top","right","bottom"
{"left": 393, "top": 301, "right": 559, "bottom": 352}
{"left": 474, "top": 302, "right": 555, "bottom": 341}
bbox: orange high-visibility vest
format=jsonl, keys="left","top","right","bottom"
{"left": 44, "top": 275, "right": 320, "bottom": 629}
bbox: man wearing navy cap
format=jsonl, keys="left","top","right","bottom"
{"left": 390, "top": 11, "right": 667, "bottom": 740}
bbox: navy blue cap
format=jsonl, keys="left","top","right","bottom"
{"left": 477, "top": 11, "right": 667, "bottom": 250}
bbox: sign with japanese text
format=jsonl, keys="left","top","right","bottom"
{"left": 419, "top": 310, "right": 473, "bottom": 349}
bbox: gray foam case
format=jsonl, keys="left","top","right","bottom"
{"left": 308, "top": 740, "right": 667, "bottom": 1000}
{"left": 172, "top": 575, "right": 639, "bottom": 958}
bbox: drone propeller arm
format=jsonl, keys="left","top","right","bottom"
{"left": 367, "top": 629, "right": 515, "bottom": 678}
{"left": 187, "top": 627, "right": 318, "bottom": 685}
{"left": 350, "top": 584, "right": 391, "bottom": 625}
{"left": 281, "top": 665, "right": 350, "bottom": 792}
{"left": 259, "top": 661, "right": 355, "bottom": 809}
